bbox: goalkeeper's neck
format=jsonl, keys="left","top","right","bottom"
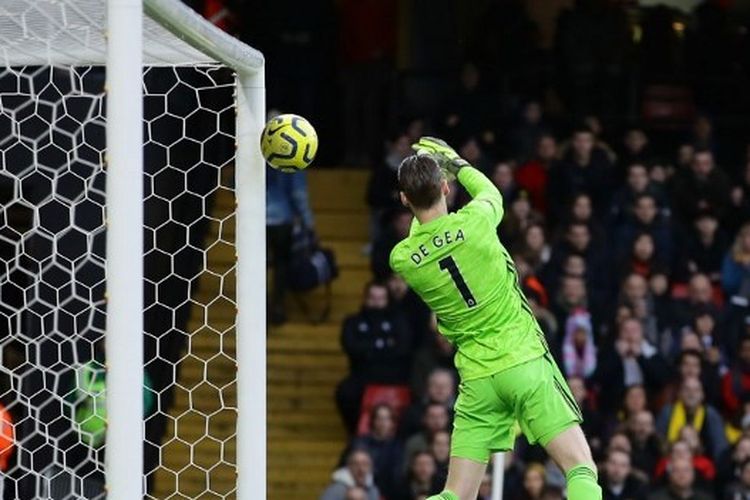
{"left": 413, "top": 198, "right": 449, "bottom": 225}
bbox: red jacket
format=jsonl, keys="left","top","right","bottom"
{"left": 721, "top": 367, "right": 750, "bottom": 417}
{"left": 515, "top": 160, "right": 548, "bottom": 214}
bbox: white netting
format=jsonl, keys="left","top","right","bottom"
{"left": 0, "top": 1, "right": 257, "bottom": 498}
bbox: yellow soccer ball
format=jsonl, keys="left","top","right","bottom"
{"left": 260, "top": 113, "right": 318, "bottom": 172}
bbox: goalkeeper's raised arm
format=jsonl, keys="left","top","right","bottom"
{"left": 413, "top": 136, "right": 504, "bottom": 226}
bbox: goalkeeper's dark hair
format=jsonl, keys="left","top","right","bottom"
{"left": 398, "top": 154, "right": 444, "bottom": 210}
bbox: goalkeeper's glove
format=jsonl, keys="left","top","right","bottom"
{"left": 412, "top": 136, "right": 469, "bottom": 177}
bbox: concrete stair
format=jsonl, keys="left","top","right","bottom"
{"left": 152, "top": 169, "right": 370, "bottom": 499}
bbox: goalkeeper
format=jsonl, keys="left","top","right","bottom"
{"left": 389, "top": 137, "right": 601, "bottom": 500}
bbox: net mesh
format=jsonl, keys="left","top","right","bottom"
{"left": 0, "top": 2, "right": 243, "bottom": 498}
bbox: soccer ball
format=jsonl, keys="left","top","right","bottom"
{"left": 260, "top": 114, "right": 318, "bottom": 172}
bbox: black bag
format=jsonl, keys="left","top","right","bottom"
{"left": 287, "top": 225, "right": 339, "bottom": 323}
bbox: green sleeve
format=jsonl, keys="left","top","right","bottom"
{"left": 457, "top": 166, "right": 504, "bottom": 226}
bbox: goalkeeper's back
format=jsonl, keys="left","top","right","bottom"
{"left": 390, "top": 164, "right": 548, "bottom": 381}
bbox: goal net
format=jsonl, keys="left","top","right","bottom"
{"left": 0, "top": 0, "right": 265, "bottom": 498}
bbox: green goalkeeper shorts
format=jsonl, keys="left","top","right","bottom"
{"left": 451, "top": 353, "right": 582, "bottom": 463}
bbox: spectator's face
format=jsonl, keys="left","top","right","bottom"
{"left": 460, "top": 139, "right": 481, "bottom": 164}
{"left": 523, "top": 467, "right": 545, "bottom": 498}
{"left": 688, "top": 275, "right": 712, "bottom": 304}
{"left": 563, "top": 255, "right": 586, "bottom": 277}
{"left": 567, "top": 377, "right": 586, "bottom": 404}
{"left": 623, "top": 274, "right": 648, "bottom": 301}
{"left": 679, "top": 377, "right": 704, "bottom": 410}
{"left": 678, "top": 144, "right": 695, "bottom": 166}
{"left": 694, "top": 216, "right": 718, "bottom": 238}
{"left": 609, "top": 434, "right": 632, "bottom": 454}
{"left": 348, "top": 451, "right": 373, "bottom": 486}
{"left": 679, "top": 354, "right": 702, "bottom": 380}
{"left": 566, "top": 225, "right": 590, "bottom": 251}
{"left": 386, "top": 275, "right": 408, "bottom": 301}
{"left": 631, "top": 411, "right": 655, "bottom": 441}
{"left": 678, "top": 426, "right": 701, "bottom": 452}
{"left": 681, "top": 333, "right": 703, "bottom": 352}
{"left": 626, "top": 165, "right": 649, "bottom": 192}
{"left": 692, "top": 152, "right": 714, "bottom": 178}
{"left": 424, "top": 405, "right": 449, "bottom": 433}
{"left": 372, "top": 407, "right": 395, "bottom": 439}
{"left": 412, "top": 453, "right": 436, "bottom": 482}
{"left": 633, "top": 234, "right": 654, "bottom": 260}
{"left": 431, "top": 431, "right": 451, "bottom": 462}
{"left": 537, "top": 136, "right": 557, "bottom": 161}
{"left": 345, "top": 488, "right": 368, "bottom": 500}
{"left": 735, "top": 438, "right": 750, "bottom": 461}
{"left": 624, "top": 386, "right": 646, "bottom": 414}
{"left": 561, "top": 277, "right": 586, "bottom": 305}
{"left": 364, "top": 285, "right": 389, "bottom": 310}
{"left": 572, "top": 132, "right": 595, "bottom": 159}
{"left": 492, "top": 163, "right": 514, "bottom": 190}
{"left": 605, "top": 451, "right": 631, "bottom": 485}
{"left": 671, "top": 441, "right": 693, "bottom": 462}
{"left": 625, "top": 130, "right": 648, "bottom": 154}
{"left": 512, "top": 197, "right": 531, "bottom": 219}
{"left": 525, "top": 226, "right": 545, "bottom": 251}
{"left": 619, "top": 319, "right": 643, "bottom": 348}
{"left": 669, "top": 457, "right": 695, "bottom": 492}
{"left": 634, "top": 197, "right": 657, "bottom": 224}
{"left": 650, "top": 273, "right": 669, "bottom": 296}
{"left": 427, "top": 371, "right": 455, "bottom": 404}
{"left": 572, "top": 195, "right": 592, "bottom": 221}
{"left": 391, "top": 135, "right": 412, "bottom": 159}
{"left": 584, "top": 116, "right": 602, "bottom": 136}
{"left": 524, "top": 101, "right": 542, "bottom": 125}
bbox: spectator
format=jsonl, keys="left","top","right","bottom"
{"left": 610, "top": 163, "right": 668, "bottom": 228}
{"left": 673, "top": 273, "right": 721, "bottom": 332}
{"left": 266, "top": 167, "right": 315, "bottom": 324}
{"left": 371, "top": 209, "right": 413, "bottom": 280}
{"left": 717, "top": 437, "right": 750, "bottom": 495}
{"left": 348, "top": 404, "right": 403, "bottom": 497}
{"left": 518, "top": 223, "right": 552, "bottom": 273}
{"left": 366, "top": 133, "right": 411, "bottom": 245}
{"left": 722, "top": 223, "right": 750, "bottom": 298}
{"left": 336, "top": 281, "right": 416, "bottom": 434}
{"left": 492, "top": 161, "right": 520, "bottom": 208}
{"left": 562, "top": 309, "right": 597, "bottom": 380}
{"left": 429, "top": 430, "right": 450, "bottom": 487}
{"left": 547, "top": 127, "right": 614, "bottom": 221}
{"left": 568, "top": 376, "right": 604, "bottom": 455}
{"left": 677, "top": 211, "right": 728, "bottom": 283}
{"left": 599, "top": 448, "right": 647, "bottom": 500}
{"left": 394, "top": 451, "right": 439, "bottom": 500}
{"left": 410, "top": 315, "right": 457, "bottom": 396}
{"left": 321, "top": 448, "right": 380, "bottom": 500}
{"left": 619, "top": 127, "right": 652, "bottom": 171}
{"left": 672, "top": 148, "right": 731, "bottom": 223}
{"left": 667, "top": 349, "right": 722, "bottom": 409}
{"left": 499, "top": 193, "right": 544, "bottom": 247}
{"left": 657, "top": 376, "right": 729, "bottom": 461}
{"left": 386, "top": 274, "right": 431, "bottom": 348}
{"left": 626, "top": 410, "right": 663, "bottom": 481}
{"left": 401, "top": 368, "right": 456, "bottom": 438}
{"left": 618, "top": 273, "right": 668, "bottom": 354}
{"left": 619, "top": 232, "right": 669, "bottom": 282}
{"left": 614, "top": 193, "right": 673, "bottom": 264}
{"left": 724, "top": 458, "right": 750, "bottom": 500}
{"left": 516, "top": 133, "right": 558, "bottom": 215}
{"left": 654, "top": 431, "right": 716, "bottom": 484}
{"left": 441, "top": 62, "right": 495, "bottom": 148}
{"left": 596, "top": 318, "right": 670, "bottom": 414}
{"left": 647, "top": 456, "right": 713, "bottom": 500}
{"left": 508, "top": 100, "right": 547, "bottom": 163}
{"left": 518, "top": 462, "right": 548, "bottom": 500}
{"left": 403, "top": 403, "right": 450, "bottom": 465}
{"left": 721, "top": 336, "right": 750, "bottom": 425}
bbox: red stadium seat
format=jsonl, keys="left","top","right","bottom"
{"left": 356, "top": 384, "right": 411, "bottom": 436}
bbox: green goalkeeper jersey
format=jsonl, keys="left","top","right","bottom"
{"left": 390, "top": 166, "right": 548, "bottom": 381}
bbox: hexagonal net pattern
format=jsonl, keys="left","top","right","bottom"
{"left": 0, "top": 63, "right": 240, "bottom": 498}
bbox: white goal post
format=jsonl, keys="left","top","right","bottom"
{"left": 0, "top": 0, "right": 265, "bottom": 498}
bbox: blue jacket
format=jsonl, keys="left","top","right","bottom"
{"left": 722, "top": 252, "right": 750, "bottom": 297}
{"left": 266, "top": 167, "right": 314, "bottom": 228}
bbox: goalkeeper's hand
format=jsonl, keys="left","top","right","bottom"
{"left": 412, "top": 136, "right": 469, "bottom": 177}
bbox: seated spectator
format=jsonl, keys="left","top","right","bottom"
{"left": 724, "top": 458, "right": 750, "bottom": 500}
{"left": 499, "top": 193, "right": 544, "bottom": 248}
{"left": 655, "top": 430, "right": 716, "bottom": 484}
{"left": 664, "top": 349, "right": 722, "bottom": 409}
{"left": 508, "top": 100, "right": 547, "bottom": 163}
{"left": 673, "top": 273, "right": 722, "bottom": 332}
{"left": 515, "top": 133, "right": 557, "bottom": 215}
{"left": 610, "top": 163, "right": 667, "bottom": 227}
{"left": 596, "top": 318, "right": 670, "bottom": 414}
{"left": 403, "top": 403, "right": 450, "bottom": 466}
{"left": 401, "top": 368, "right": 456, "bottom": 438}
{"left": 722, "top": 223, "right": 750, "bottom": 298}
{"left": 336, "top": 282, "right": 416, "bottom": 434}
{"left": 348, "top": 404, "right": 402, "bottom": 498}
{"left": 366, "top": 133, "right": 410, "bottom": 245}
{"left": 618, "top": 273, "right": 670, "bottom": 355}
{"left": 547, "top": 126, "right": 614, "bottom": 222}
{"left": 429, "top": 430, "right": 450, "bottom": 487}
{"left": 371, "top": 209, "right": 412, "bottom": 280}
{"left": 320, "top": 448, "right": 380, "bottom": 500}
{"left": 568, "top": 376, "right": 604, "bottom": 455}
{"left": 492, "top": 161, "right": 520, "bottom": 208}
{"left": 410, "top": 315, "right": 457, "bottom": 397}
{"left": 721, "top": 336, "right": 750, "bottom": 425}
{"left": 517, "top": 462, "right": 548, "bottom": 500}
{"left": 647, "top": 456, "right": 713, "bottom": 500}
{"left": 562, "top": 309, "right": 597, "bottom": 380}
{"left": 717, "top": 436, "right": 750, "bottom": 495}
{"left": 657, "top": 376, "right": 729, "bottom": 461}
{"left": 626, "top": 410, "right": 664, "bottom": 481}
{"left": 599, "top": 448, "right": 647, "bottom": 500}
{"left": 672, "top": 148, "right": 731, "bottom": 224}
{"left": 619, "top": 232, "right": 669, "bottom": 282}
{"left": 386, "top": 274, "right": 431, "bottom": 348}
{"left": 675, "top": 211, "right": 728, "bottom": 283}
{"left": 618, "top": 127, "right": 652, "bottom": 171}
{"left": 518, "top": 223, "right": 552, "bottom": 273}
{"left": 614, "top": 193, "right": 673, "bottom": 264}
{"left": 394, "top": 451, "right": 439, "bottom": 500}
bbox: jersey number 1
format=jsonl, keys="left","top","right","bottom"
{"left": 438, "top": 256, "right": 477, "bottom": 307}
